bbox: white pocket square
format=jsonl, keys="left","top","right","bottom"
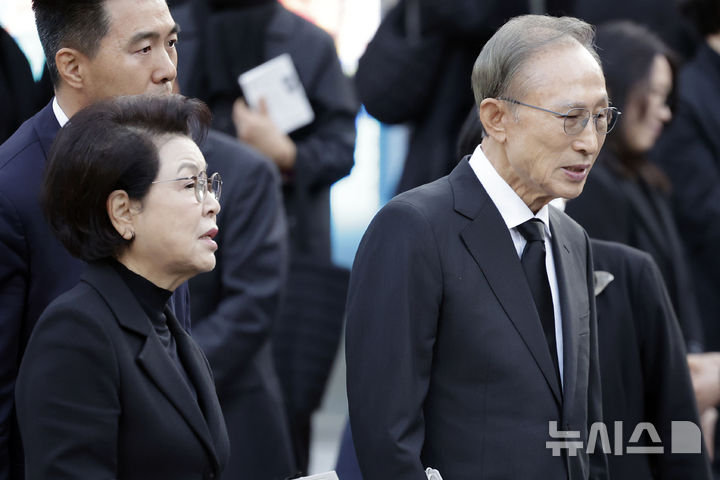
{"left": 425, "top": 467, "right": 444, "bottom": 480}
{"left": 593, "top": 270, "right": 614, "bottom": 296}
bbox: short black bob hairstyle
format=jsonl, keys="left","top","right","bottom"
{"left": 43, "top": 94, "right": 211, "bottom": 262}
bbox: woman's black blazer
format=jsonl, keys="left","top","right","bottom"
{"left": 15, "top": 261, "right": 229, "bottom": 480}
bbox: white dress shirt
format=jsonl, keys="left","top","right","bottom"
{"left": 468, "top": 145, "right": 564, "bottom": 388}
{"left": 52, "top": 97, "right": 69, "bottom": 127}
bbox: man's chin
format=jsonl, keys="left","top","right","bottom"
{"left": 556, "top": 182, "right": 588, "bottom": 201}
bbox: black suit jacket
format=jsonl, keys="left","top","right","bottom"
{"left": 565, "top": 156, "right": 704, "bottom": 352}
{"left": 338, "top": 240, "right": 712, "bottom": 479}
{"left": 15, "top": 261, "right": 228, "bottom": 479}
{"left": 346, "top": 158, "right": 606, "bottom": 479}
{"left": 0, "top": 101, "right": 191, "bottom": 480}
{"left": 190, "top": 130, "right": 296, "bottom": 479}
{"left": 591, "top": 240, "right": 711, "bottom": 479}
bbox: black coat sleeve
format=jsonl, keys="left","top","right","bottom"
{"left": 345, "top": 200, "right": 442, "bottom": 480}
{"left": 288, "top": 25, "right": 357, "bottom": 191}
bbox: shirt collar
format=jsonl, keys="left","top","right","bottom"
{"left": 468, "top": 144, "right": 551, "bottom": 237}
{"left": 52, "top": 97, "right": 70, "bottom": 127}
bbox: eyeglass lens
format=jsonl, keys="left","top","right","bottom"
{"left": 189, "top": 171, "right": 222, "bottom": 203}
{"left": 563, "top": 108, "right": 617, "bottom": 135}
{"left": 209, "top": 173, "right": 222, "bottom": 201}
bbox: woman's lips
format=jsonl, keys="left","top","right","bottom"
{"left": 200, "top": 227, "right": 219, "bottom": 249}
{"left": 201, "top": 227, "right": 218, "bottom": 239}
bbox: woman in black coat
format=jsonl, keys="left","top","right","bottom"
{"left": 15, "top": 95, "right": 229, "bottom": 480}
{"left": 565, "top": 21, "right": 705, "bottom": 352}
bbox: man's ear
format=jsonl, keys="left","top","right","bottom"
{"left": 478, "top": 98, "right": 508, "bottom": 143}
{"left": 107, "top": 190, "right": 137, "bottom": 241}
{"left": 55, "top": 47, "right": 85, "bottom": 90}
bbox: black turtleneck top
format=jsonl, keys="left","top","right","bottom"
{"left": 110, "top": 260, "right": 196, "bottom": 399}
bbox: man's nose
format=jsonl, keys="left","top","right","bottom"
{"left": 153, "top": 48, "right": 177, "bottom": 85}
{"left": 572, "top": 120, "right": 601, "bottom": 155}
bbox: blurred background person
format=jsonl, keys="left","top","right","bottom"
{"left": 651, "top": 0, "right": 720, "bottom": 473}
{"left": 0, "top": 26, "right": 46, "bottom": 144}
{"left": 565, "top": 21, "right": 705, "bottom": 353}
{"left": 354, "top": 0, "right": 530, "bottom": 195}
{"left": 172, "top": 0, "right": 356, "bottom": 265}
{"left": 15, "top": 94, "right": 228, "bottom": 480}
{"left": 169, "top": 0, "right": 358, "bottom": 473}
{"left": 569, "top": 0, "right": 701, "bottom": 60}
{"left": 652, "top": 0, "right": 720, "bottom": 353}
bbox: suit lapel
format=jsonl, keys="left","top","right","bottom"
{"left": 451, "top": 160, "right": 562, "bottom": 404}
{"left": 136, "top": 325, "right": 220, "bottom": 469}
{"left": 166, "top": 307, "right": 227, "bottom": 471}
{"left": 548, "top": 208, "right": 587, "bottom": 412}
{"left": 81, "top": 262, "right": 219, "bottom": 466}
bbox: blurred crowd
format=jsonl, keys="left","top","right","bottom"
{"left": 1, "top": 0, "right": 720, "bottom": 479}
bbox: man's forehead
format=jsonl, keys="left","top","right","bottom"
{"left": 104, "top": 0, "right": 176, "bottom": 38}
{"left": 513, "top": 43, "right": 607, "bottom": 104}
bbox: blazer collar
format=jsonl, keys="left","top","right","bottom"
{"left": 80, "top": 261, "right": 224, "bottom": 472}
{"left": 32, "top": 100, "right": 61, "bottom": 160}
{"left": 451, "top": 159, "right": 563, "bottom": 404}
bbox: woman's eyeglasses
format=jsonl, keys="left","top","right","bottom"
{"left": 152, "top": 171, "right": 222, "bottom": 203}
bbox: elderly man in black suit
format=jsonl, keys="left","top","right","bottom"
{"left": 346, "top": 14, "right": 613, "bottom": 480}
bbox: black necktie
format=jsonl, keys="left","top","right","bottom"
{"left": 516, "top": 219, "right": 560, "bottom": 384}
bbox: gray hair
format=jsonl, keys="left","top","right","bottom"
{"left": 471, "top": 15, "right": 601, "bottom": 107}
